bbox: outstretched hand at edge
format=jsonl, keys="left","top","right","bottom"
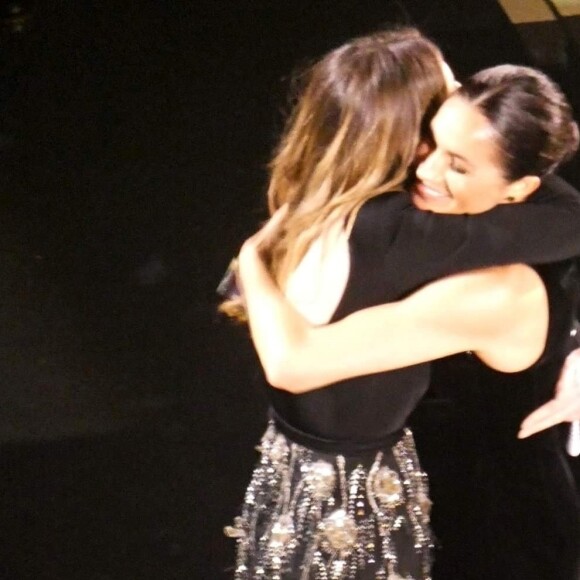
{"left": 518, "top": 347, "right": 580, "bottom": 439}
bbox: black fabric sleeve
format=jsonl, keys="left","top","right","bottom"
{"left": 381, "top": 174, "right": 580, "bottom": 293}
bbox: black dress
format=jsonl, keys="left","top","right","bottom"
{"left": 226, "top": 175, "right": 580, "bottom": 579}
{"left": 411, "top": 262, "right": 580, "bottom": 579}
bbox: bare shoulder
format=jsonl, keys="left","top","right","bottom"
{"left": 453, "top": 264, "right": 543, "bottom": 307}
{"left": 489, "top": 264, "right": 546, "bottom": 312}
{"left": 423, "top": 264, "right": 546, "bottom": 340}
{"left": 472, "top": 264, "right": 549, "bottom": 372}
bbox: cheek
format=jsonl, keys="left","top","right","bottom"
{"left": 448, "top": 172, "right": 507, "bottom": 210}
{"left": 444, "top": 172, "right": 470, "bottom": 198}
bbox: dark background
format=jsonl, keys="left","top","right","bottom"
{"left": 0, "top": 1, "right": 577, "bottom": 578}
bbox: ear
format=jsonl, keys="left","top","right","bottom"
{"left": 501, "top": 175, "right": 541, "bottom": 204}
{"left": 415, "top": 140, "right": 432, "bottom": 164}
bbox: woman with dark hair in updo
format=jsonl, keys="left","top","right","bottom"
{"left": 225, "top": 30, "right": 580, "bottom": 579}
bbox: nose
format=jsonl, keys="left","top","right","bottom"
{"left": 416, "top": 148, "right": 444, "bottom": 184}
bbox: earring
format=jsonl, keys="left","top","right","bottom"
{"left": 506, "top": 195, "right": 515, "bottom": 202}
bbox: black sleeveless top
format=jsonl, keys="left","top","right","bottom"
{"left": 412, "top": 261, "right": 580, "bottom": 579}
{"left": 268, "top": 175, "right": 580, "bottom": 453}
{"left": 437, "top": 261, "right": 579, "bottom": 446}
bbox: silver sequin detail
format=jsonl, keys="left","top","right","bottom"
{"left": 226, "top": 423, "right": 433, "bottom": 579}
{"left": 270, "top": 513, "right": 295, "bottom": 547}
{"left": 373, "top": 466, "right": 404, "bottom": 508}
{"left": 321, "top": 509, "right": 357, "bottom": 552}
{"left": 307, "top": 460, "right": 336, "bottom": 500}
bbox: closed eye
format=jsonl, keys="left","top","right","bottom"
{"left": 450, "top": 158, "right": 468, "bottom": 175}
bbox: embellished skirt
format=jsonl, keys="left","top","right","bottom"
{"left": 225, "top": 421, "right": 433, "bottom": 579}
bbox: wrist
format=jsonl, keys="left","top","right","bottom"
{"left": 238, "top": 241, "right": 272, "bottom": 293}
{"left": 238, "top": 241, "right": 260, "bottom": 277}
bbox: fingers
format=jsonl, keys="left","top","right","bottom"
{"left": 567, "top": 421, "right": 580, "bottom": 456}
{"left": 238, "top": 207, "right": 291, "bottom": 287}
{"left": 239, "top": 206, "right": 288, "bottom": 267}
{"left": 518, "top": 399, "right": 572, "bottom": 438}
{"left": 253, "top": 205, "right": 289, "bottom": 249}
{"left": 518, "top": 393, "right": 580, "bottom": 438}
{"left": 521, "top": 347, "right": 580, "bottom": 438}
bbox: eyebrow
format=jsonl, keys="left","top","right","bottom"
{"left": 446, "top": 150, "right": 473, "bottom": 167}
{"left": 430, "top": 120, "right": 474, "bottom": 167}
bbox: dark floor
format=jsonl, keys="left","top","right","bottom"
{"left": 0, "top": 1, "right": 578, "bottom": 578}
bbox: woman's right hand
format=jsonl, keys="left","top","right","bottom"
{"left": 238, "top": 205, "right": 288, "bottom": 282}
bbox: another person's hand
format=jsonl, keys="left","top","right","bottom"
{"left": 518, "top": 347, "right": 580, "bottom": 438}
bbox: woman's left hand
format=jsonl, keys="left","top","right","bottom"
{"left": 518, "top": 347, "right": 580, "bottom": 438}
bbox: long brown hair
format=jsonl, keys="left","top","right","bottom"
{"left": 222, "top": 28, "right": 447, "bottom": 318}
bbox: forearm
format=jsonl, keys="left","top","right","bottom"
{"left": 389, "top": 176, "right": 580, "bottom": 293}
{"left": 238, "top": 245, "right": 423, "bottom": 392}
{"left": 238, "top": 245, "right": 314, "bottom": 389}
{"left": 479, "top": 174, "right": 580, "bottom": 264}
{"left": 238, "top": 246, "right": 500, "bottom": 392}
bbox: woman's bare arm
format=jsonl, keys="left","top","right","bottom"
{"left": 239, "top": 239, "right": 544, "bottom": 393}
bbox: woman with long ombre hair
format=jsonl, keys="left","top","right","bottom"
{"left": 220, "top": 28, "right": 448, "bottom": 322}
{"left": 223, "top": 28, "right": 580, "bottom": 579}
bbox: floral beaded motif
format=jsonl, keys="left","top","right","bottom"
{"left": 225, "top": 424, "right": 433, "bottom": 579}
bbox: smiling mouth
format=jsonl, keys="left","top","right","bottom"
{"left": 413, "top": 182, "right": 451, "bottom": 200}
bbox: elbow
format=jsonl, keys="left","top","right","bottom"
{"left": 262, "top": 355, "right": 311, "bottom": 394}
{"left": 264, "top": 364, "right": 302, "bottom": 393}
{"left": 256, "top": 330, "right": 319, "bottom": 393}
